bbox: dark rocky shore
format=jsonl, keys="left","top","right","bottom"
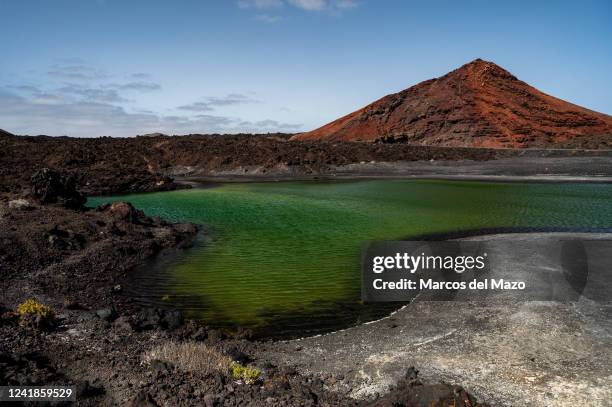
{"left": 0, "top": 131, "right": 526, "bottom": 406}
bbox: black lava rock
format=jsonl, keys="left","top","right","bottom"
{"left": 161, "top": 310, "right": 184, "bottom": 330}
{"left": 75, "top": 379, "right": 105, "bottom": 398}
{"left": 150, "top": 359, "right": 173, "bottom": 379}
{"left": 132, "top": 308, "right": 184, "bottom": 331}
{"left": 30, "top": 168, "right": 86, "bottom": 209}
{"left": 224, "top": 347, "right": 251, "bottom": 365}
{"left": 95, "top": 308, "right": 118, "bottom": 322}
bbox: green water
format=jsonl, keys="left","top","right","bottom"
{"left": 88, "top": 179, "right": 612, "bottom": 336}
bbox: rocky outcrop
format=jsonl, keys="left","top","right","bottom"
{"left": 0, "top": 129, "right": 14, "bottom": 138}
{"left": 365, "top": 367, "right": 487, "bottom": 407}
{"left": 292, "top": 59, "right": 612, "bottom": 148}
{"left": 30, "top": 168, "right": 86, "bottom": 209}
{"left": 0, "top": 198, "right": 198, "bottom": 308}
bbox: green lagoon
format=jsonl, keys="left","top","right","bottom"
{"left": 88, "top": 179, "right": 612, "bottom": 337}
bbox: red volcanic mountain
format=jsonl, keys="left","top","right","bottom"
{"left": 292, "top": 59, "right": 612, "bottom": 148}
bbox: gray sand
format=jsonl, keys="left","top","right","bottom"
{"left": 261, "top": 233, "right": 612, "bottom": 407}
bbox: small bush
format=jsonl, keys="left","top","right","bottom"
{"left": 231, "top": 363, "right": 261, "bottom": 385}
{"left": 17, "top": 299, "right": 54, "bottom": 318}
{"left": 16, "top": 299, "right": 55, "bottom": 330}
{"left": 143, "top": 341, "right": 231, "bottom": 376}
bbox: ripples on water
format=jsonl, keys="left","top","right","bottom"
{"left": 88, "top": 180, "right": 612, "bottom": 337}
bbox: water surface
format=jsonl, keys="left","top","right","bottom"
{"left": 88, "top": 179, "right": 612, "bottom": 337}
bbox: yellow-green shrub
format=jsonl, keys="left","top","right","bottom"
{"left": 231, "top": 362, "right": 261, "bottom": 384}
{"left": 17, "top": 299, "right": 54, "bottom": 318}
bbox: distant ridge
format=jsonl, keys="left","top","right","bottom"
{"left": 0, "top": 129, "right": 15, "bottom": 137}
{"left": 292, "top": 59, "right": 612, "bottom": 148}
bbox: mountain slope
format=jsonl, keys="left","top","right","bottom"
{"left": 0, "top": 129, "right": 15, "bottom": 137}
{"left": 292, "top": 59, "right": 612, "bottom": 148}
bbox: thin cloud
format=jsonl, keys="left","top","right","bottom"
{"left": 178, "top": 94, "right": 260, "bottom": 112}
{"left": 289, "top": 0, "right": 358, "bottom": 11}
{"left": 334, "top": 0, "right": 358, "bottom": 10}
{"left": 130, "top": 72, "right": 151, "bottom": 79}
{"left": 47, "top": 64, "right": 109, "bottom": 81}
{"left": 47, "top": 64, "right": 161, "bottom": 91}
{"left": 252, "top": 119, "right": 302, "bottom": 129}
{"left": 177, "top": 102, "right": 214, "bottom": 112}
{"left": 241, "top": 0, "right": 358, "bottom": 13}
{"left": 238, "top": 0, "right": 283, "bottom": 9}
{"left": 255, "top": 14, "right": 283, "bottom": 23}
{"left": 58, "top": 84, "right": 129, "bottom": 104}
{"left": 9, "top": 80, "right": 160, "bottom": 108}
{"left": 288, "top": 0, "right": 326, "bottom": 10}
{"left": 112, "top": 81, "right": 162, "bottom": 92}
{"left": 8, "top": 84, "right": 68, "bottom": 105}
{"left": 207, "top": 93, "right": 260, "bottom": 106}
{"left": 30, "top": 93, "right": 67, "bottom": 106}
{"left": 8, "top": 85, "right": 41, "bottom": 93}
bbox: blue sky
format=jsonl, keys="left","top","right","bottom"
{"left": 1, "top": 0, "right": 610, "bottom": 137}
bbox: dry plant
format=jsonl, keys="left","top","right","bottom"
{"left": 143, "top": 341, "right": 232, "bottom": 375}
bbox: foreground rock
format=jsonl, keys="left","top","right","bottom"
{"left": 0, "top": 199, "right": 197, "bottom": 310}
{"left": 30, "top": 167, "right": 86, "bottom": 208}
